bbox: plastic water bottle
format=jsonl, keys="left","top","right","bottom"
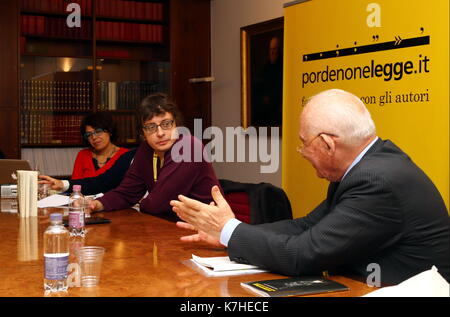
{"left": 68, "top": 185, "right": 86, "bottom": 237}
{"left": 44, "top": 213, "right": 69, "bottom": 294}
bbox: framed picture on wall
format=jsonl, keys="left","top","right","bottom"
{"left": 241, "top": 17, "right": 284, "bottom": 129}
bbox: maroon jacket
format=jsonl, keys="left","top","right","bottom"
{"left": 98, "top": 135, "right": 220, "bottom": 214}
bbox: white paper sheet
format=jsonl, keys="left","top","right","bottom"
{"left": 37, "top": 194, "right": 69, "bottom": 208}
{"left": 363, "top": 266, "right": 450, "bottom": 297}
{"left": 190, "top": 254, "right": 268, "bottom": 277}
{"left": 37, "top": 193, "right": 103, "bottom": 208}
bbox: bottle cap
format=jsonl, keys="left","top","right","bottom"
{"left": 73, "top": 185, "right": 81, "bottom": 192}
{"left": 49, "top": 213, "right": 62, "bottom": 222}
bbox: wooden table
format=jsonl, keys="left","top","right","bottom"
{"left": 0, "top": 205, "right": 376, "bottom": 298}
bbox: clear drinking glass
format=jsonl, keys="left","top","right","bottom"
{"left": 76, "top": 246, "right": 105, "bottom": 287}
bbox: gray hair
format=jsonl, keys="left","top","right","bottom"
{"left": 302, "top": 89, "right": 376, "bottom": 146}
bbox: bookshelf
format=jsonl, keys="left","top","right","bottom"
{"left": 19, "top": 0, "right": 168, "bottom": 148}
{"left": 0, "top": 0, "right": 212, "bottom": 176}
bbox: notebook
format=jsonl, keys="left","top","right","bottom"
{"left": 241, "top": 276, "right": 349, "bottom": 297}
{"left": 0, "top": 159, "right": 31, "bottom": 184}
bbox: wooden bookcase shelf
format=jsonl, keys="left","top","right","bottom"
{"left": 21, "top": 143, "right": 84, "bottom": 148}
{"left": 96, "top": 15, "right": 166, "bottom": 25}
{"left": 20, "top": 11, "right": 93, "bottom": 19}
{"left": 22, "top": 53, "right": 92, "bottom": 59}
{"left": 0, "top": 0, "right": 212, "bottom": 167}
{"left": 18, "top": 0, "right": 169, "bottom": 148}
{"left": 21, "top": 34, "right": 92, "bottom": 42}
{"left": 96, "top": 39, "right": 165, "bottom": 45}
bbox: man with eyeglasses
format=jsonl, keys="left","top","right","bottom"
{"left": 88, "top": 93, "right": 221, "bottom": 216}
{"left": 171, "top": 88, "right": 449, "bottom": 285}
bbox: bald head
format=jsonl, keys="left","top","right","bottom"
{"left": 301, "top": 89, "right": 376, "bottom": 147}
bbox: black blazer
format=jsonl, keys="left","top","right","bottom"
{"left": 219, "top": 179, "right": 293, "bottom": 224}
{"left": 68, "top": 149, "right": 137, "bottom": 195}
{"left": 228, "top": 139, "right": 450, "bottom": 284}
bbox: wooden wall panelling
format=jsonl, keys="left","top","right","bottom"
{"left": 0, "top": 0, "right": 20, "bottom": 158}
{"left": 170, "top": 0, "right": 211, "bottom": 133}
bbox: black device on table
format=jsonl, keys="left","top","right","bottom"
{"left": 63, "top": 217, "right": 111, "bottom": 226}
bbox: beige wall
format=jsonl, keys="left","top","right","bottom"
{"left": 210, "top": 0, "right": 285, "bottom": 186}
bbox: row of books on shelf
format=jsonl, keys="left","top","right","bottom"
{"left": 21, "top": 0, "right": 92, "bottom": 16}
{"left": 96, "top": 21, "right": 163, "bottom": 43}
{"left": 21, "top": 0, "right": 164, "bottom": 22}
{"left": 97, "top": 81, "right": 161, "bottom": 111}
{"left": 21, "top": 147, "right": 83, "bottom": 177}
{"left": 21, "top": 15, "right": 92, "bottom": 39}
{"left": 20, "top": 80, "right": 91, "bottom": 111}
{"left": 21, "top": 114, "right": 84, "bottom": 145}
{"left": 21, "top": 113, "right": 138, "bottom": 146}
{"left": 21, "top": 15, "right": 163, "bottom": 43}
{"left": 96, "top": 0, "right": 164, "bottom": 21}
{"left": 114, "top": 114, "right": 139, "bottom": 144}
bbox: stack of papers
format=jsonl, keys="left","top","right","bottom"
{"left": 190, "top": 254, "right": 268, "bottom": 277}
{"left": 37, "top": 194, "right": 70, "bottom": 208}
{"left": 17, "top": 170, "right": 38, "bottom": 217}
{"left": 37, "top": 193, "right": 103, "bottom": 208}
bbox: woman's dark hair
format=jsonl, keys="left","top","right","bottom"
{"left": 80, "top": 112, "right": 117, "bottom": 146}
{"left": 137, "top": 93, "right": 183, "bottom": 126}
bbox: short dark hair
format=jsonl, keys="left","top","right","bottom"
{"left": 80, "top": 112, "right": 117, "bottom": 146}
{"left": 137, "top": 93, "right": 183, "bottom": 126}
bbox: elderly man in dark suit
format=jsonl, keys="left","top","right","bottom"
{"left": 171, "top": 88, "right": 449, "bottom": 285}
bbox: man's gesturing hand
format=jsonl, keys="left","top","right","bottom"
{"left": 170, "top": 185, "right": 235, "bottom": 241}
{"left": 175, "top": 221, "right": 225, "bottom": 248}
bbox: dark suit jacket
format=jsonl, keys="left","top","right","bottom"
{"left": 228, "top": 139, "right": 450, "bottom": 284}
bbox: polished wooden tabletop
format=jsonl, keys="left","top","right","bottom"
{"left": 0, "top": 204, "right": 376, "bottom": 297}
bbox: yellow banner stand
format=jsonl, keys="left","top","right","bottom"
{"left": 282, "top": 0, "right": 449, "bottom": 217}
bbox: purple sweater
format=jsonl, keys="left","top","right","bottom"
{"left": 98, "top": 135, "right": 221, "bottom": 214}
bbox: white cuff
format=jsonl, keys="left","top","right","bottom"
{"left": 220, "top": 218, "right": 242, "bottom": 247}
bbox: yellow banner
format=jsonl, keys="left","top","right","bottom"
{"left": 283, "top": 0, "right": 449, "bottom": 217}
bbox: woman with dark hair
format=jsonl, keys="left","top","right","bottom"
{"left": 89, "top": 93, "right": 221, "bottom": 215}
{"left": 72, "top": 112, "right": 130, "bottom": 179}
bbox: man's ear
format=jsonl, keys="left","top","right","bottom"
{"left": 320, "top": 134, "right": 336, "bottom": 155}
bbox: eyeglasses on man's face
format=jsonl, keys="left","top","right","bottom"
{"left": 84, "top": 128, "right": 106, "bottom": 140}
{"left": 142, "top": 119, "right": 174, "bottom": 134}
